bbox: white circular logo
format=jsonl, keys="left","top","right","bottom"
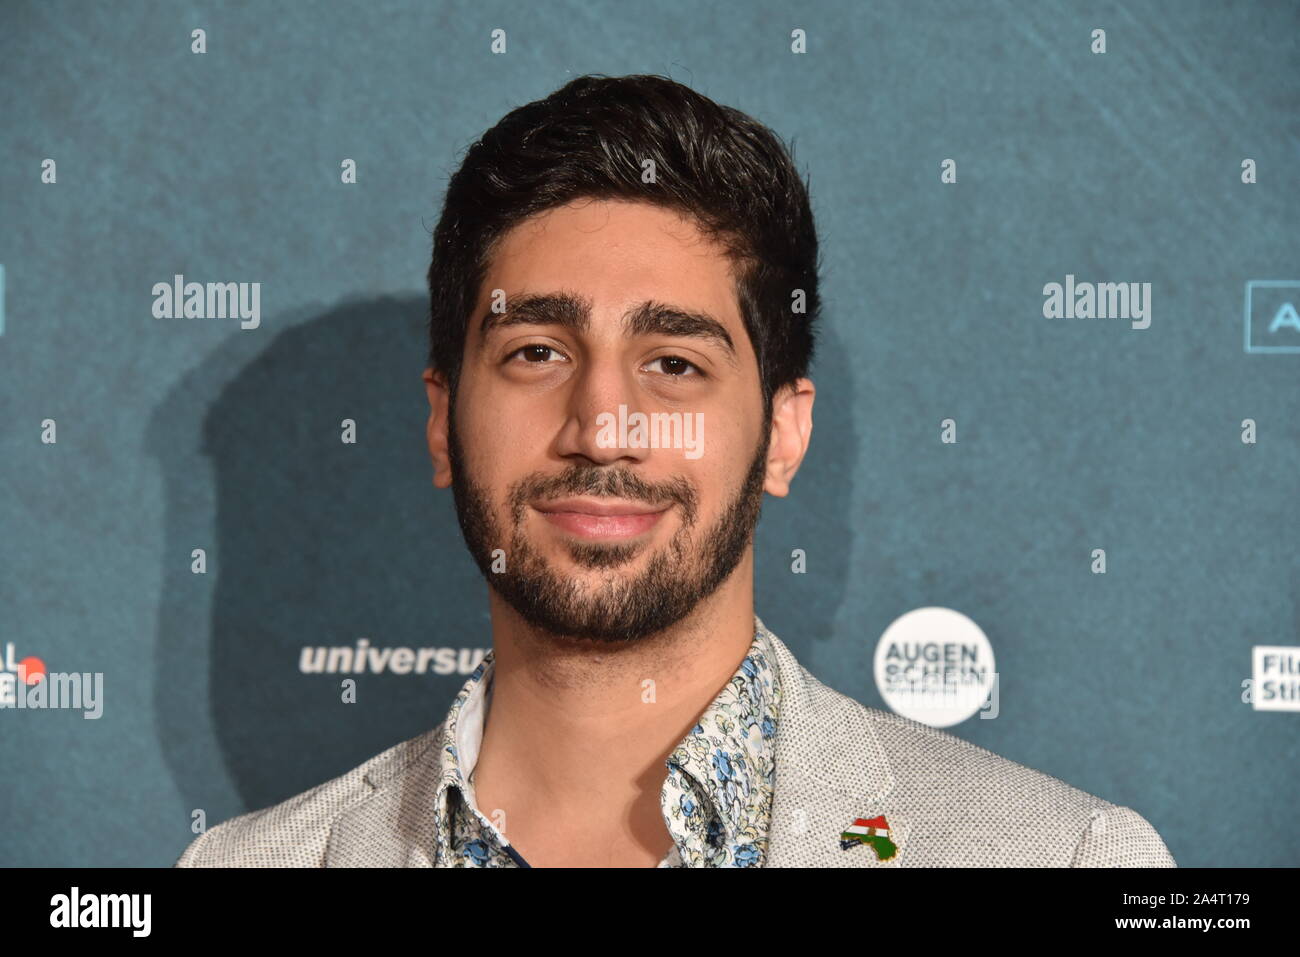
{"left": 873, "top": 607, "right": 996, "bottom": 728}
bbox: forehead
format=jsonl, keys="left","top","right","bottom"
{"left": 473, "top": 199, "right": 747, "bottom": 342}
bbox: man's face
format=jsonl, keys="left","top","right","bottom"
{"left": 443, "top": 198, "right": 771, "bottom": 643}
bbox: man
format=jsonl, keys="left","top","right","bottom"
{"left": 177, "top": 74, "right": 1175, "bottom": 868}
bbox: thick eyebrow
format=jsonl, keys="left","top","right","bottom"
{"left": 623, "top": 300, "right": 738, "bottom": 367}
{"left": 477, "top": 292, "right": 738, "bottom": 368}
{"left": 478, "top": 291, "right": 591, "bottom": 341}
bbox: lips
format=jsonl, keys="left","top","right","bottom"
{"left": 533, "top": 498, "right": 670, "bottom": 540}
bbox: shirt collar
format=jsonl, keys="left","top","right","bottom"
{"left": 431, "top": 615, "right": 782, "bottom": 864}
{"left": 432, "top": 654, "right": 493, "bottom": 863}
{"left": 661, "top": 621, "right": 782, "bottom": 855}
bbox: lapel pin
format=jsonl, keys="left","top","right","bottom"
{"left": 839, "top": 815, "right": 899, "bottom": 861}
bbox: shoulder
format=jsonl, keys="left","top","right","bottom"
{"left": 174, "top": 726, "right": 442, "bottom": 868}
{"left": 801, "top": 666, "right": 1175, "bottom": 866}
{"left": 862, "top": 702, "right": 1175, "bottom": 866}
{"left": 757, "top": 624, "right": 1175, "bottom": 866}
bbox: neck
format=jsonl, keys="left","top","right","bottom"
{"left": 469, "top": 554, "right": 756, "bottom": 862}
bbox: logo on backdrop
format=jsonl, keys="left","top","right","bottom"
{"left": 0, "top": 641, "right": 46, "bottom": 700}
{"left": 0, "top": 642, "right": 103, "bottom": 719}
{"left": 1243, "top": 280, "right": 1300, "bottom": 354}
{"left": 1250, "top": 646, "right": 1300, "bottom": 712}
{"left": 298, "top": 639, "right": 488, "bottom": 676}
{"left": 874, "top": 607, "right": 996, "bottom": 728}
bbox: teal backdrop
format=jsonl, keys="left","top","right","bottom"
{"left": 1, "top": 0, "right": 1296, "bottom": 867}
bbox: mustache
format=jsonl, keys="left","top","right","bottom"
{"left": 509, "top": 466, "right": 698, "bottom": 524}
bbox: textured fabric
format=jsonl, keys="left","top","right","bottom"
{"left": 433, "top": 623, "right": 781, "bottom": 867}
{"left": 176, "top": 614, "right": 1176, "bottom": 868}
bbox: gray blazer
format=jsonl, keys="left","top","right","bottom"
{"left": 176, "top": 617, "right": 1175, "bottom": 867}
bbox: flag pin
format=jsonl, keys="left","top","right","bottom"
{"left": 840, "top": 814, "right": 898, "bottom": 861}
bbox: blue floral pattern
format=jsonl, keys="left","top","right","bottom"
{"left": 431, "top": 620, "right": 783, "bottom": 867}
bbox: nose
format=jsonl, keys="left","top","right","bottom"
{"left": 551, "top": 354, "right": 649, "bottom": 468}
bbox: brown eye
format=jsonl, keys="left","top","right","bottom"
{"left": 647, "top": 355, "right": 703, "bottom": 377}
{"left": 506, "top": 344, "right": 563, "bottom": 363}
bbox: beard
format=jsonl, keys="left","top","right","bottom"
{"left": 446, "top": 398, "right": 771, "bottom": 644}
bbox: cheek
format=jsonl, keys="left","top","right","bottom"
{"left": 681, "top": 450, "right": 738, "bottom": 508}
{"left": 457, "top": 402, "right": 552, "bottom": 512}
{"left": 697, "top": 410, "right": 758, "bottom": 471}
{"left": 460, "top": 383, "right": 547, "bottom": 462}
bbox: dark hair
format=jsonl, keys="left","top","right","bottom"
{"left": 426, "top": 73, "right": 820, "bottom": 413}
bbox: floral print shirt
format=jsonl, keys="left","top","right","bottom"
{"left": 431, "top": 616, "right": 783, "bottom": 867}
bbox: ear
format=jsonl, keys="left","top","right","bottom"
{"left": 763, "top": 377, "right": 815, "bottom": 498}
{"left": 422, "top": 367, "right": 453, "bottom": 489}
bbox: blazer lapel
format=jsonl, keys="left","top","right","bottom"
{"left": 323, "top": 732, "right": 442, "bottom": 867}
{"left": 759, "top": 621, "right": 910, "bottom": 867}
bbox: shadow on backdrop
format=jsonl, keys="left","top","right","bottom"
{"left": 145, "top": 294, "right": 857, "bottom": 825}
